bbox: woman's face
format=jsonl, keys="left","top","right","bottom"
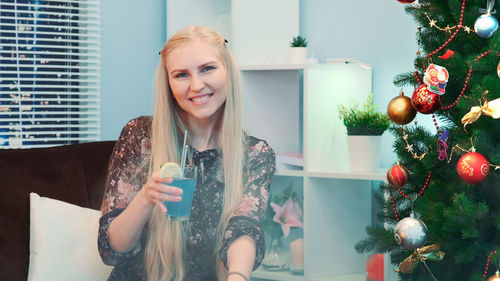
{"left": 166, "top": 40, "right": 228, "bottom": 123}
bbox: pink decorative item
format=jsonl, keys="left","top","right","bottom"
{"left": 289, "top": 238, "right": 304, "bottom": 275}
{"left": 270, "top": 198, "right": 303, "bottom": 238}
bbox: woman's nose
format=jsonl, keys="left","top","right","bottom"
{"left": 190, "top": 75, "right": 205, "bottom": 92}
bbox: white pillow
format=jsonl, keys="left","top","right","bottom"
{"left": 28, "top": 193, "right": 113, "bottom": 281}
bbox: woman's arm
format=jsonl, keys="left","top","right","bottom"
{"left": 226, "top": 235, "right": 256, "bottom": 281}
{"left": 107, "top": 173, "right": 181, "bottom": 252}
{"left": 220, "top": 138, "right": 276, "bottom": 278}
{"left": 98, "top": 117, "right": 182, "bottom": 263}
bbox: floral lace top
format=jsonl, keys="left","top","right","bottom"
{"left": 98, "top": 116, "right": 276, "bottom": 281}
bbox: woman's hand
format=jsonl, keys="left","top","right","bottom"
{"left": 139, "top": 172, "right": 183, "bottom": 213}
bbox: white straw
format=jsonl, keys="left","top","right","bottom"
{"left": 180, "top": 130, "right": 188, "bottom": 176}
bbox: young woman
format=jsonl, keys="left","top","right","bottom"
{"left": 98, "top": 26, "right": 276, "bottom": 281}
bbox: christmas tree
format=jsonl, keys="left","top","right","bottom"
{"left": 356, "top": 1, "right": 500, "bottom": 280}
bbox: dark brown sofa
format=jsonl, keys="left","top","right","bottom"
{"left": 0, "top": 141, "right": 115, "bottom": 281}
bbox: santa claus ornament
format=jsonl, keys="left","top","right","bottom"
{"left": 456, "top": 151, "right": 490, "bottom": 184}
{"left": 423, "top": 64, "right": 449, "bottom": 95}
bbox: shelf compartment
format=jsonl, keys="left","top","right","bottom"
{"left": 252, "top": 270, "right": 365, "bottom": 281}
{"left": 240, "top": 64, "right": 306, "bottom": 71}
{"left": 252, "top": 269, "right": 307, "bottom": 281}
{"left": 275, "top": 170, "right": 305, "bottom": 177}
{"left": 305, "top": 63, "right": 372, "bottom": 174}
{"left": 306, "top": 170, "right": 387, "bottom": 182}
{"left": 303, "top": 178, "right": 370, "bottom": 279}
{"left": 242, "top": 70, "right": 303, "bottom": 160}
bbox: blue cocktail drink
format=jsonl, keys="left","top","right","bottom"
{"left": 163, "top": 177, "right": 196, "bottom": 221}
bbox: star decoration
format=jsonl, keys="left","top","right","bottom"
{"left": 406, "top": 144, "right": 414, "bottom": 152}
{"left": 429, "top": 19, "right": 437, "bottom": 27}
{"left": 445, "top": 25, "right": 451, "bottom": 33}
{"left": 463, "top": 26, "right": 471, "bottom": 33}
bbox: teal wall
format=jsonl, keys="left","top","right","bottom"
{"left": 100, "top": 0, "right": 166, "bottom": 140}
{"left": 300, "top": 0, "right": 417, "bottom": 168}
{"left": 100, "top": 0, "right": 418, "bottom": 167}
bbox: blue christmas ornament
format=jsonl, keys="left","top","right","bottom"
{"left": 474, "top": 0, "right": 499, "bottom": 39}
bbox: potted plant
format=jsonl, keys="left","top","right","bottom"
{"left": 337, "top": 93, "right": 390, "bottom": 172}
{"left": 289, "top": 35, "right": 308, "bottom": 64}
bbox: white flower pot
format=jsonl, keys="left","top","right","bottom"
{"left": 346, "top": 135, "right": 381, "bottom": 173}
{"left": 290, "top": 47, "right": 307, "bottom": 64}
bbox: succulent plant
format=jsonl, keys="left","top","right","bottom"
{"left": 289, "top": 35, "right": 308, "bottom": 47}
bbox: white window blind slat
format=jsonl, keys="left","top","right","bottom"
{"left": 1, "top": 22, "right": 100, "bottom": 32}
{"left": 1, "top": 64, "right": 100, "bottom": 71}
{"left": 0, "top": 15, "right": 100, "bottom": 25}
{"left": 1, "top": 50, "right": 100, "bottom": 58}
{"left": 1, "top": 78, "right": 99, "bottom": 83}
{"left": 0, "top": 117, "right": 99, "bottom": 122}
{"left": 1, "top": 71, "right": 99, "bottom": 77}
{"left": 0, "top": 130, "right": 100, "bottom": 136}
{"left": 1, "top": 57, "right": 99, "bottom": 64}
{"left": 1, "top": 8, "right": 100, "bottom": 19}
{"left": 0, "top": 124, "right": 98, "bottom": 129}
{"left": 1, "top": 91, "right": 99, "bottom": 96}
{"left": 0, "top": 98, "right": 99, "bottom": 103}
{"left": 1, "top": 30, "right": 100, "bottom": 39}
{"left": 0, "top": 0, "right": 101, "bottom": 149}
{"left": 1, "top": 2, "right": 99, "bottom": 13}
{"left": 2, "top": 37, "right": 100, "bottom": 45}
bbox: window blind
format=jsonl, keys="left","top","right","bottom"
{"left": 0, "top": 0, "right": 100, "bottom": 148}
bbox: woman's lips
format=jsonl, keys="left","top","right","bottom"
{"left": 189, "top": 93, "right": 213, "bottom": 105}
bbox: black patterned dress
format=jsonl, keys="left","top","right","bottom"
{"left": 98, "top": 116, "right": 276, "bottom": 281}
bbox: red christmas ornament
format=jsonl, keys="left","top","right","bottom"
{"left": 397, "top": 0, "right": 414, "bottom": 3}
{"left": 387, "top": 164, "right": 410, "bottom": 187}
{"left": 411, "top": 85, "right": 441, "bottom": 114}
{"left": 456, "top": 152, "right": 490, "bottom": 184}
{"left": 438, "top": 49, "right": 455, "bottom": 60}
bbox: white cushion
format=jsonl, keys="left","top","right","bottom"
{"left": 28, "top": 193, "right": 113, "bottom": 281}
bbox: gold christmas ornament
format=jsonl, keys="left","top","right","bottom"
{"left": 387, "top": 91, "right": 417, "bottom": 125}
{"left": 395, "top": 244, "right": 445, "bottom": 274}
{"left": 461, "top": 97, "right": 500, "bottom": 129}
{"left": 487, "top": 271, "right": 500, "bottom": 281}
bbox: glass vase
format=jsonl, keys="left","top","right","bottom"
{"left": 261, "top": 236, "right": 289, "bottom": 271}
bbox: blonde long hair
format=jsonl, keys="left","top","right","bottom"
{"left": 145, "top": 26, "right": 245, "bottom": 281}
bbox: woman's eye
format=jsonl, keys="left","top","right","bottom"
{"left": 201, "top": 66, "right": 215, "bottom": 72}
{"left": 175, "top": 72, "right": 188, "bottom": 78}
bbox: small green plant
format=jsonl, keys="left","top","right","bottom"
{"left": 289, "top": 35, "right": 308, "bottom": 47}
{"left": 337, "top": 93, "right": 390, "bottom": 135}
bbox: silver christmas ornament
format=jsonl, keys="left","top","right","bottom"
{"left": 474, "top": 0, "right": 499, "bottom": 39}
{"left": 394, "top": 214, "right": 428, "bottom": 250}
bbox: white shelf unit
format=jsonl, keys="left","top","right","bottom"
{"left": 240, "top": 63, "right": 379, "bottom": 281}
{"left": 165, "top": 1, "right": 384, "bottom": 280}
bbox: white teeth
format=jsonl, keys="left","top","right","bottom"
{"left": 192, "top": 95, "right": 210, "bottom": 102}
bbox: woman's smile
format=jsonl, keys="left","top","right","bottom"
{"left": 189, "top": 93, "right": 214, "bottom": 105}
